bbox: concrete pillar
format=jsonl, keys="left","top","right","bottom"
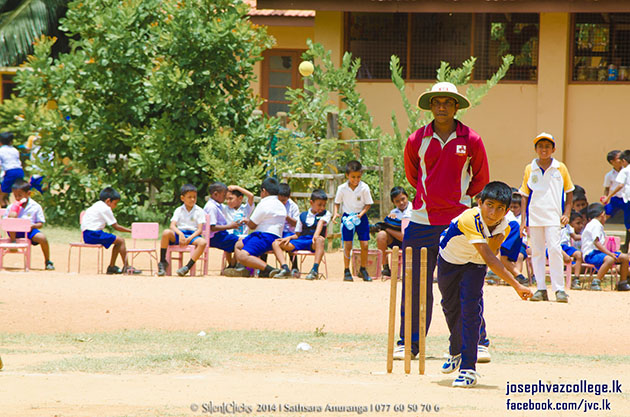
{"left": 313, "top": 11, "right": 344, "bottom": 67}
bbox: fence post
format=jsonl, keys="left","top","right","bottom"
{"left": 381, "top": 156, "right": 394, "bottom": 218}
{"left": 276, "top": 111, "right": 288, "bottom": 128}
{"left": 326, "top": 111, "right": 339, "bottom": 139}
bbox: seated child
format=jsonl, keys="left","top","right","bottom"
{"left": 273, "top": 189, "right": 331, "bottom": 280}
{"left": 223, "top": 185, "right": 255, "bottom": 238}
{"left": 437, "top": 181, "right": 532, "bottom": 388}
{"left": 234, "top": 177, "right": 288, "bottom": 278}
{"left": 157, "top": 184, "right": 207, "bottom": 277}
{"left": 573, "top": 189, "right": 588, "bottom": 213}
{"left": 203, "top": 182, "right": 247, "bottom": 277}
{"left": 278, "top": 182, "right": 301, "bottom": 274}
{"left": 373, "top": 186, "right": 411, "bottom": 278}
{"left": 581, "top": 203, "right": 630, "bottom": 291}
{"left": 561, "top": 211, "right": 584, "bottom": 289}
{"left": 0, "top": 132, "right": 25, "bottom": 207}
{"left": 6, "top": 179, "right": 54, "bottom": 270}
{"left": 81, "top": 187, "right": 141, "bottom": 274}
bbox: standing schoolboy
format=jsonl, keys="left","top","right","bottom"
{"left": 601, "top": 150, "right": 630, "bottom": 250}
{"left": 602, "top": 150, "right": 630, "bottom": 251}
{"left": 82, "top": 187, "right": 141, "bottom": 274}
{"left": 223, "top": 185, "right": 255, "bottom": 238}
{"left": 274, "top": 189, "right": 331, "bottom": 280}
{"left": 520, "top": 132, "right": 574, "bottom": 303}
{"left": 581, "top": 203, "right": 630, "bottom": 291}
{"left": 203, "top": 182, "right": 247, "bottom": 277}
{"left": 157, "top": 184, "right": 207, "bottom": 277}
{"left": 374, "top": 186, "right": 412, "bottom": 278}
{"left": 438, "top": 182, "right": 532, "bottom": 388}
{"left": 234, "top": 177, "right": 288, "bottom": 278}
{"left": 6, "top": 179, "right": 54, "bottom": 270}
{"left": 278, "top": 182, "right": 301, "bottom": 275}
{"left": 0, "top": 132, "right": 25, "bottom": 207}
{"left": 332, "top": 160, "right": 374, "bottom": 282}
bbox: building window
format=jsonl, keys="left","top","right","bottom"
{"left": 572, "top": 13, "right": 630, "bottom": 82}
{"left": 345, "top": 12, "right": 539, "bottom": 82}
{"left": 261, "top": 49, "right": 304, "bottom": 116}
{"left": 0, "top": 72, "right": 16, "bottom": 103}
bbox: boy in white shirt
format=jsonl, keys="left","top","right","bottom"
{"left": 157, "top": 184, "right": 207, "bottom": 277}
{"left": 81, "top": 187, "right": 141, "bottom": 275}
{"left": 0, "top": 132, "right": 25, "bottom": 207}
{"left": 581, "top": 203, "right": 630, "bottom": 291}
{"left": 234, "top": 177, "right": 288, "bottom": 278}
{"left": 278, "top": 182, "right": 301, "bottom": 275}
{"left": 520, "top": 132, "right": 574, "bottom": 303}
{"left": 223, "top": 185, "right": 255, "bottom": 238}
{"left": 6, "top": 179, "right": 54, "bottom": 270}
{"left": 332, "top": 160, "right": 374, "bottom": 282}
{"left": 373, "top": 186, "right": 411, "bottom": 278}
{"left": 602, "top": 149, "right": 630, "bottom": 251}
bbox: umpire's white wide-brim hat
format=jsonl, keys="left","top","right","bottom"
{"left": 417, "top": 82, "right": 471, "bottom": 110}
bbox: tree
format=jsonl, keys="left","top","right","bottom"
{"left": 9, "top": 0, "right": 274, "bottom": 224}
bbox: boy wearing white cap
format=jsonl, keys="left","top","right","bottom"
{"left": 519, "top": 133, "right": 574, "bottom": 302}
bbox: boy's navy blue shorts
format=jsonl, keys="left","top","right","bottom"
{"left": 1, "top": 168, "right": 24, "bottom": 193}
{"left": 500, "top": 222, "right": 522, "bottom": 262}
{"left": 341, "top": 213, "right": 369, "bottom": 242}
{"left": 290, "top": 235, "right": 315, "bottom": 252}
{"left": 15, "top": 228, "right": 40, "bottom": 245}
{"left": 585, "top": 249, "right": 621, "bottom": 269}
{"left": 242, "top": 231, "right": 277, "bottom": 257}
{"left": 209, "top": 230, "right": 239, "bottom": 252}
{"left": 561, "top": 243, "right": 577, "bottom": 257}
{"left": 605, "top": 196, "right": 630, "bottom": 229}
{"left": 172, "top": 229, "right": 202, "bottom": 245}
{"left": 83, "top": 229, "right": 117, "bottom": 249}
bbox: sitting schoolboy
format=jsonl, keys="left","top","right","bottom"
{"left": 273, "top": 189, "right": 331, "bottom": 280}
{"left": 233, "top": 177, "right": 288, "bottom": 278}
{"left": 81, "top": 187, "right": 141, "bottom": 274}
{"left": 223, "top": 185, "right": 255, "bottom": 238}
{"left": 0, "top": 132, "right": 25, "bottom": 207}
{"left": 157, "top": 184, "right": 207, "bottom": 277}
{"left": 562, "top": 211, "right": 584, "bottom": 289}
{"left": 581, "top": 203, "right": 630, "bottom": 291}
{"left": 6, "top": 179, "right": 54, "bottom": 270}
{"left": 372, "top": 186, "right": 411, "bottom": 278}
{"left": 437, "top": 181, "right": 532, "bottom": 387}
{"left": 203, "top": 182, "right": 248, "bottom": 277}
{"left": 277, "top": 182, "right": 301, "bottom": 275}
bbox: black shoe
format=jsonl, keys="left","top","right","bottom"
{"left": 176, "top": 265, "right": 190, "bottom": 277}
{"left": 343, "top": 269, "right": 353, "bottom": 282}
{"left": 106, "top": 265, "right": 122, "bottom": 275}
{"left": 616, "top": 280, "right": 630, "bottom": 291}
{"left": 360, "top": 267, "right": 372, "bottom": 282}
{"left": 591, "top": 279, "right": 602, "bottom": 291}
{"left": 530, "top": 289, "right": 548, "bottom": 301}
{"left": 382, "top": 264, "right": 391, "bottom": 278}
{"left": 45, "top": 261, "right": 55, "bottom": 271}
{"left": 570, "top": 278, "right": 581, "bottom": 290}
{"left": 515, "top": 274, "right": 529, "bottom": 286}
{"left": 157, "top": 261, "right": 167, "bottom": 277}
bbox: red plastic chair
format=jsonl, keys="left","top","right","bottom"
{"left": 0, "top": 218, "right": 32, "bottom": 271}
{"left": 67, "top": 211, "right": 104, "bottom": 274}
{"left": 165, "top": 214, "right": 210, "bottom": 276}
{"left": 127, "top": 222, "right": 159, "bottom": 275}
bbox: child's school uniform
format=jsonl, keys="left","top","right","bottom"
{"left": 334, "top": 180, "right": 374, "bottom": 242}
{"left": 604, "top": 167, "right": 630, "bottom": 229}
{"left": 437, "top": 207, "right": 511, "bottom": 372}
{"left": 0, "top": 144, "right": 24, "bottom": 193}
{"left": 559, "top": 225, "right": 578, "bottom": 257}
{"left": 384, "top": 203, "right": 412, "bottom": 248}
{"left": 7, "top": 198, "right": 45, "bottom": 244}
{"left": 204, "top": 198, "right": 239, "bottom": 253}
{"left": 290, "top": 209, "right": 332, "bottom": 252}
{"left": 582, "top": 218, "right": 618, "bottom": 269}
{"left": 241, "top": 195, "right": 286, "bottom": 257}
{"left": 282, "top": 198, "right": 300, "bottom": 238}
{"left": 500, "top": 211, "right": 523, "bottom": 262}
{"left": 170, "top": 204, "right": 206, "bottom": 245}
{"left": 520, "top": 158, "right": 574, "bottom": 293}
{"left": 223, "top": 202, "right": 253, "bottom": 237}
{"left": 81, "top": 201, "right": 118, "bottom": 248}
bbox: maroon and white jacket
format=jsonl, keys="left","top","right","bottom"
{"left": 404, "top": 121, "right": 489, "bottom": 226}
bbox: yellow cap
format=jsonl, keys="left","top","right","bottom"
{"left": 533, "top": 132, "right": 555, "bottom": 146}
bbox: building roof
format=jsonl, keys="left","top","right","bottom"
{"left": 245, "top": 0, "right": 314, "bottom": 17}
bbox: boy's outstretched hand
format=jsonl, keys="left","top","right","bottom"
{"left": 515, "top": 284, "right": 533, "bottom": 300}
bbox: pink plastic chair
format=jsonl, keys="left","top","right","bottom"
{"left": 127, "top": 222, "right": 159, "bottom": 275}
{"left": 166, "top": 214, "right": 210, "bottom": 276}
{"left": 67, "top": 211, "right": 104, "bottom": 274}
{"left": 0, "top": 218, "right": 32, "bottom": 271}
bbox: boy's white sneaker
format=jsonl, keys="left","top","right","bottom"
{"left": 441, "top": 353, "right": 462, "bottom": 374}
{"left": 392, "top": 345, "right": 417, "bottom": 360}
{"left": 452, "top": 369, "right": 480, "bottom": 388}
{"left": 477, "top": 345, "right": 491, "bottom": 363}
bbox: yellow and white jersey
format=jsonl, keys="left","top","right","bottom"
{"left": 439, "top": 207, "right": 510, "bottom": 265}
{"left": 519, "top": 158, "right": 574, "bottom": 227}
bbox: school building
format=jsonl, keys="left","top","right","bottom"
{"left": 252, "top": 0, "right": 630, "bottom": 200}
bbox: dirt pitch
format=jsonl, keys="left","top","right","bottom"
{"left": 1, "top": 243, "right": 629, "bottom": 417}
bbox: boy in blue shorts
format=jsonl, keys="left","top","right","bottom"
{"left": 234, "top": 177, "right": 288, "bottom": 278}
{"left": 0, "top": 132, "right": 25, "bottom": 207}
{"left": 157, "top": 184, "right": 207, "bottom": 277}
{"left": 6, "top": 179, "right": 54, "bottom": 270}
{"left": 273, "top": 189, "right": 331, "bottom": 280}
{"left": 581, "top": 203, "right": 630, "bottom": 291}
{"left": 203, "top": 182, "right": 248, "bottom": 277}
{"left": 278, "top": 182, "right": 301, "bottom": 275}
{"left": 438, "top": 182, "right": 532, "bottom": 388}
{"left": 81, "top": 187, "right": 141, "bottom": 275}
{"left": 373, "top": 186, "right": 411, "bottom": 278}
{"left": 561, "top": 211, "right": 584, "bottom": 289}
{"left": 332, "top": 160, "right": 374, "bottom": 282}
